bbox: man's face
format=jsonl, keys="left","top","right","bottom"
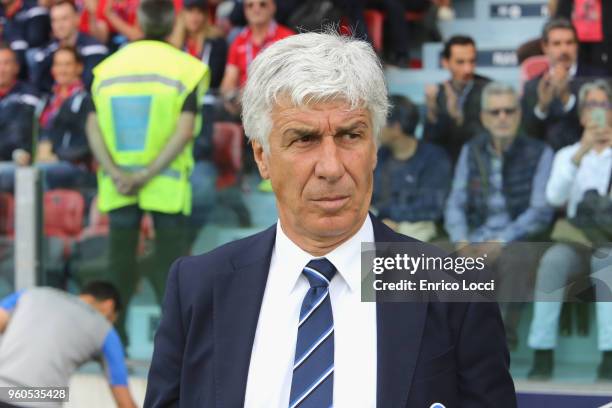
{"left": 481, "top": 93, "right": 521, "bottom": 141}
{"left": 443, "top": 44, "right": 476, "bottom": 84}
{"left": 51, "top": 49, "right": 82, "bottom": 86}
{"left": 244, "top": 0, "right": 275, "bottom": 27}
{"left": 51, "top": 3, "right": 79, "bottom": 42}
{"left": 253, "top": 99, "right": 377, "bottom": 246}
{"left": 380, "top": 122, "right": 403, "bottom": 146}
{"left": 0, "top": 49, "right": 19, "bottom": 89}
{"left": 184, "top": 7, "right": 206, "bottom": 34}
{"left": 542, "top": 28, "right": 578, "bottom": 70}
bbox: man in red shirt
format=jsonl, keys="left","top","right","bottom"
{"left": 220, "top": 0, "right": 293, "bottom": 114}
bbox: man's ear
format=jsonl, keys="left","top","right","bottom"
{"left": 541, "top": 39, "right": 548, "bottom": 56}
{"left": 441, "top": 58, "right": 449, "bottom": 70}
{"left": 252, "top": 140, "right": 270, "bottom": 179}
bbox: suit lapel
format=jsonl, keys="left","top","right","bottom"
{"left": 371, "top": 216, "right": 428, "bottom": 408}
{"left": 213, "top": 225, "right": 276, "bottom": 407}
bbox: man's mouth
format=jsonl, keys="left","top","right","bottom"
{"left": 311, "top": 196, "right": 350, "bottom": 211}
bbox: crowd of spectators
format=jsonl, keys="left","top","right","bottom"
{"left": 2, "top": 0, "right": 612, "bottom": 382}
{"left": 372, "top": 13, "right": 612, "bottom": 381}
{"left": 0, "top": 0, "right": 453, "bottom": 214}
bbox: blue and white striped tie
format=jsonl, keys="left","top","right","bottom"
{"left": 289, "top": 258, "right": 337, "bottom": 408}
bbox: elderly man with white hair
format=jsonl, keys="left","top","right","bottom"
{"left": 144, "top": 31, "right": 516, "bottom": 408}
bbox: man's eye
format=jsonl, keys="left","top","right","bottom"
{"left": 293, "top": 134, "right": 315, "bottom": 145}
{"left": 343, "top": 133, "right": 361, "bottom": 140}
{"left": 298, "top": 135, "right": 313, "bottom": 142}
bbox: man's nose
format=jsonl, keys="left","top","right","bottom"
{"left": 314, "top": 136, "right": 345, "bottom": 182}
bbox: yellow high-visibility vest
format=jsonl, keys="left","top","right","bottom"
{"left": 92, "top": 40, "right": 210, "bottom": 215}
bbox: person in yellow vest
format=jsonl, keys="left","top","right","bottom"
{"left": 86, "top": 0, "right": 210, "bottom": 345}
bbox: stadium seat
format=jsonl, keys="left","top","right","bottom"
{"left": 44, "top": 190, "right": 86, "bottom": 258}
{"left": 521, "top": 54, "right": 549, "bottom": 86}
{"left": 213, "top": 122, "right": 244, "bottom": 189}
{"left": 44, "top": 190, "right": 85, "bottom": 239}
{"left": 0, "top": 193, "right": 15, "bottom": 237}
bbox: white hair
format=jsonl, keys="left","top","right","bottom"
{"left": 578, "top": 79, "right": 612, "bottom": 113}
{"left": 241, "top": 31, "right": 389, "bottom": 153}
{"left": 481, "top": 81, "right": 518, "bottom": 110}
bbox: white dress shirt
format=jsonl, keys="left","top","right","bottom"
{"left": 546, "top": 142, "right": 612, "bottom": 217}
{"left": 243, "top": 215, "right": 377, "bottom": 408}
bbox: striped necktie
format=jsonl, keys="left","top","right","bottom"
{"left": 289, "top": 258, "right": 337, "bottom": 408}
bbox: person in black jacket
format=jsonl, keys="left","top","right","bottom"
{"left": 169, "top": 0, "right": 228, "bottom": 241}
{"left": 556, "top": 0, "right": 612, "bottom": 76}
{"left": 0, "top": 43, "right": 40, "bottom": 191}
{"left": 0, "top": 0, "right": 51, "bottom": 80}
{"left": 521, "top": 18, "right": 605, "bottom": 152}
{"left": 35, "top": 46, "right": 94, "bottom": 190}
{"left": 373, "top": 94, "right": 452, "bottom": 242}
{"left": 30, "top": 0, "right": 108, "bottom": 93}
{"left": 424, "top": 35, "right": 491, "bottom": 164}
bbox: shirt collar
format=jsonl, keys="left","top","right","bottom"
{"left": 274, "top": 214, "right": 374, "bottom": 294}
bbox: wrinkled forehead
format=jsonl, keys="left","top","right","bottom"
{"left": 269, "top": 94, "right": 372, "bottom": 124}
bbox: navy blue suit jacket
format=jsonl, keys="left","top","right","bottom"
{"left": 144, "top": 216, "right": 516, "bottom": 407}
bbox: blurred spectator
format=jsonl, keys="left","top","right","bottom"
{"left": 0, "top": 282, "right": 138, "bottom": 408}
{"left": 367, "top": 0, "right": 432, "bottom": 66}
{"left": 0, "top": 43, "right": 39, "bottom": 191}
{"left": 169, "top": 0, "right": 227, "bottom": 243}
{"left": 521, "top": 18, "right": 604, "bottom": 152}
{"left": 170, "top": 0, "right": 227, "bottom": 90}
{"left": 77, "top": 0, "right": 112, "bottom": 44}
{"left": 229, "top": 0, "right": 298, "bottom": 27}
{"left": 445, "top": 83, "right": 554, "bottom": 348}
{"left": 100, "top": 0, "right": 143, "bottom": 50}
{"left": 87, "top": 0, "right": 209, "bottom": 345}
{"left": 424, "top": 35, "right": 491, "bottom": 164}
{"left": 527, "top": 79, "right": 612, "bottom": 381}
{"left": 517, "top": 39, "right": 544, "bottom": 65}
{"left": 372, "top": 94, "right": 451, "bottom": 242}
{"left": 445, "top": 82, "right": 553, "bottom": 247}
{"left": 220, "top": 0, "right": 293, "bottom": 116}
{"left": 516, "top": 0, "right": 560, "bottom": 64}
{"left": 556, "top": 0, "right": 612, "bottom": 76}
{"left": 76, "top": 0, "right": 144, "bottom": 50}
{"left": 31, "top": 0, "right": 108, "bottom": 93}
{"left": 36, "top": 46, "right": 94, "bottom": 190}
{"left": 0, "top": 0, "right": 51, "bottom": 79}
